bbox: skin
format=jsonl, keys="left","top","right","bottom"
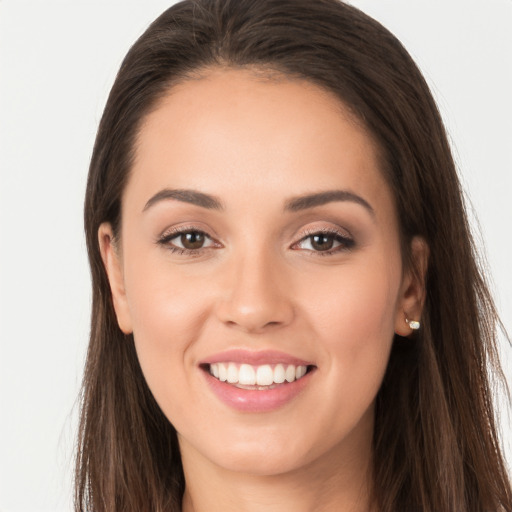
{"left": 99, "top": 68, "right": 427, "bottom": 512}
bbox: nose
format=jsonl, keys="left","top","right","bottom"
{"left": 215, "top": 250, "right": 295, "bottom": 334}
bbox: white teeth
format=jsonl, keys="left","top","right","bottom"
{"left": 218, "top": 363, "right": 227, "bottom": 382}
{"left": 285, "top": 365, "right": 296, "bottom": 383}
{"left": 256, "top": 365, "right": 274, "bottom": 386}
{"left": 274, "top": 364, "right": 286, "bottom": 384}
{"left": 227, "top": 363, "right": 238, "bottom": 383}
{"left": 209, "top": 362, "right": 308, "bottom": 386}
{"left": 239, "top": 364, "right": 256, "bottom": 385}
{"left": 296, "top": 365, "right": 307, "bottom": 379}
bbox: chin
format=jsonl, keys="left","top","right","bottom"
{"left": 190, "top": 427, "right": 321, "bottom": 477}
{"left": 213, "top": 447, "right": 309, "bottom": 477}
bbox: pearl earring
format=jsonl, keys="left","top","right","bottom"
{"left": 405, "top": 318, "right": 420, "bottom": 330}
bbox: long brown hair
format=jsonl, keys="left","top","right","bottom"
{"left": 77, "top": 0, "right": 512, "bottom": 510}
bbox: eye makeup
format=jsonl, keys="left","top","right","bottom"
{"left": 156, "top": 225, "right": 222, "bottom": 256}
{"left": 291, "top": 226, "right": 355, "bottom": 256}
{"left": 156, "top": 223, "right": 355, "bottom": 258}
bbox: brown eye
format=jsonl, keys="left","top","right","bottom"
{"left": 310, "top": 234, "right": 334, "bottom": 251}
{"left": 180, "top": 231, "right": 206, "bottom": 249}
{"left": 158, "top": 229, "right": 217, "bottom": 252}
{"left": 293, "top": 230, "right": 355, "bottom": 253}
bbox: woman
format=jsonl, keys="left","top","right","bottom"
{"left": 76, "top": 0, "right": 512, "bottom": 510}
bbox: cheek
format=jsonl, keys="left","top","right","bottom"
{"left": 302, "top": 258, "right": 399, "bottom": 336}
{"left": 297, "top": 255, "right": 400, "bottom": 389}
{"left": 122, "top": 253, "right": 211, "bottom": 391}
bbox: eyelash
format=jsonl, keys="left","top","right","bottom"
{"left": 156, "top": 226, "right": 355, "bottom": 256}
{"left": 157, "top": 226, "right": 219, "bottom": 256}
{"left": 291, "top": 228, "right": 355, "bottom": 256}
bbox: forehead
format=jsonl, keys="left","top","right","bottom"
{"left": 127, "top": 68, "right": 392, "bottom": 216}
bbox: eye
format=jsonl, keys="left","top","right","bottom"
{"left": 173, "top": 231, "right": 209, "bottom": 250}
{"left": 293, "top": 230, "right": 354, "bottom": 253}
{"left": 158, "top": 228, "right": 219, "bottom": 253}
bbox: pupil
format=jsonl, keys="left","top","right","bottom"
{"left": 181, "top": 232, "right": 205, "bottom": 249}
{"left": 311, "top": 234, "right": 333, "bottom": 251}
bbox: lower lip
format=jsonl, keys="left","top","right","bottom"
{"left": 202, "top": 369, "right": 313, "bottom": 412}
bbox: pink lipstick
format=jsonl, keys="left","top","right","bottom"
{"left": 200, "top": 350, "right": 316, "bottom": 412}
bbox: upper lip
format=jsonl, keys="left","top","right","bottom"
{"left": 199, "top": 349, "right": 314, "bottom": 367}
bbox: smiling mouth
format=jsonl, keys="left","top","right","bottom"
{"left": 202, "top": 362, "right": 315, "bottom": 390}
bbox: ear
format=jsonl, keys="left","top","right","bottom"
{"left": 394, "top": 236, "right": 429, "bottom": 336}
{"left": 98, "top": 222, "right": 133, "bottom": 334}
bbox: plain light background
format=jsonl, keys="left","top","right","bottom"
{"left": 1, "top": 1, "right": 511, "bottom": 511}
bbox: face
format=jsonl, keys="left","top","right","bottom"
{"left": 100, "top": 68, "right": 425, "bottom": 477}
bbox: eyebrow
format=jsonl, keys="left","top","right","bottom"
{"left": 284, "top": 190, "right": 375, "bottom": 216}
{"left": 143, "top": 188, "right": 224, "bottom": 212}
{"left": 142, "top": 187, "right": 374, "bottom": 217}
